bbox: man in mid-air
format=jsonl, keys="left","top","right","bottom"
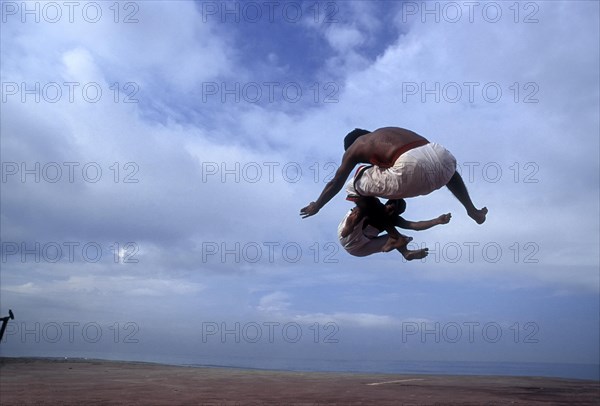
{"left": 300, "top": 127, "right": 487, "bottom": 224}
{"left": 339, "top": 187, "right": 451, "bottom": 260}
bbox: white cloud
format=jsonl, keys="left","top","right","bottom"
{"left": 293, "top": 312, "right": 397, "bottom": 328}
{"left": 256, "top": 291, "right": 401, "bottom": 328}
{"left": 325, "top": 25, "right": 365, "bottom": 51}
{"left": 257, "top": 291, "right": 291, "bottom": 315}
{"left": 3, "top": 275, "right": 204, "bottom": 297}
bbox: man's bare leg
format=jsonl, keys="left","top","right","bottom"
{"left": 381, "top": 234, "right": 412, "bottom": 252}
{"left": 446, "top": 172, "right": 488, "bottom": 224}
{"left": 398, "top": 244, "right": 429, "bottom": 260}
{"left": 381, "top": 235, "right": 428, "bottom": 260}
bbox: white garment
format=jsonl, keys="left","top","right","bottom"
{"left": 354, "top": 143, "right": 457, "bottom": 199}
{"left": 337, "top": 210, "right": 387, "bottom": 257}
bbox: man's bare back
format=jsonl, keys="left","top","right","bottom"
{"left": 350, "top": 127, "right": 429, "bottom": 168}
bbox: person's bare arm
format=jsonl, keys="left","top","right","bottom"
{"left": 300, "top": 152, "right": 359, "bottom": 218}
{"left": 396, "top": 213, "right": 451, "bottom": 231}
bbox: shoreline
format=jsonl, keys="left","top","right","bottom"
{"left": 2, "top": 355, "right": 597, "bottom": 381}
{"left": 1, "top": 357, "right": 599, "bottom": 405}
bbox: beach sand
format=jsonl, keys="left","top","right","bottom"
{"left": 1, "top": 357, "right": 598, "bottom": 405}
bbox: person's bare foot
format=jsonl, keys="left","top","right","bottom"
{"left": 403, "top": 248, "right": 429, "bottom": 261}
{"left": 382, "top": 235, "right": 413, "bottom": 252}
{"left": 468, "top": 207, "right": 488, "bottom": 224}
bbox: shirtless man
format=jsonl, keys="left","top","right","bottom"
{"left": 300, "top": 127, "right": 487, "bottom": 224}
{"left": 339, "top": 193, "right": 451, "bottom": 260}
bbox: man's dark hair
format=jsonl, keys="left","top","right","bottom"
{"left": 386, "top": 199, "right": 406, "bottom": 215}
{"left": 344, "top": 128, "right": 371, "bottom": 150}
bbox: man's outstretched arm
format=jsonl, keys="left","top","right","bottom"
{"left": 300, "top": 154, "right": 357, "bottom": 218}
{"left": 396, "top": 213, "right": 451, "bottom": 231}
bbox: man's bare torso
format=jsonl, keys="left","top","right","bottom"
{"left": 349, "top": 127, "right": 429, "bottom": 168}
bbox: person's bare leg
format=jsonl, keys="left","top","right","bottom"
{"left": 381, "top": 235, "right": 427, "bottom": 260}
{"left": 381, "top": 234, "right": 412, "bottom": 252}
{"left": 398, "top": 245, "right": 429, "bottom": 261}
{"left": 446, "top": 172, "right": 487, "bottom": 224}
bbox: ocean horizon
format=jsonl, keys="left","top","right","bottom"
{"left": 185, "top": 357, "right": 600, "bottom": 382}
{"left": 2, "top": 353, "right": 598, "bottom": 382}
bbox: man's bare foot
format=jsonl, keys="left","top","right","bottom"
{"left": 382, "top": 235, "right": 413, "bottom": 252}
{"left": 403, "top": 248, "right": 429, "bottom": 261}
{"left": 468, "top": 207, "right": 488, "bottom": 224}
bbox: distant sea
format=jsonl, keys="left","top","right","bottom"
{"left": 3, "top": 352, "right": 598, "bottom": 381}
{"left": 181, "top": 357, "right": 600, "bottom": 381}
{"left": 103, "top": 352, "right": 598, "bottom": 381}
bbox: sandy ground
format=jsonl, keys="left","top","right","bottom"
{"left": 0, "top": 357, "right": 598, "bottom": 405}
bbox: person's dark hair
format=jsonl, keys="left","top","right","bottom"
{"left": 344, "top": 128, "right": 371, "bottom": 150}
{"left": 386, "top": 199, "right": 406, "bottom": 215}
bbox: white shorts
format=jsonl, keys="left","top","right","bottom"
{"left": 338, "top": 210, "right": 387, "bottom": 257}
{"left": 354, "top": 143, "right": 457, "bottom": 199}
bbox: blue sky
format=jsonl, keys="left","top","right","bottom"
{"left": 1, "top": 1, "right": 599, "bottom": 377}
